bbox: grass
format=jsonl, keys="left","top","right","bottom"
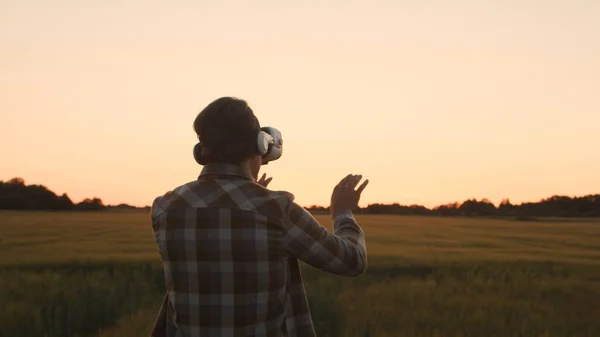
{"left": 0, "top": 211, "right": 159, "bottom": 265}
{"left": 0, "top": 262, "right": 163, "bottom": 337}
{"left": 1, "top": 211, "right": 600, "bottom": 336}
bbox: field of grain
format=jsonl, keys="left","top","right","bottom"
{"left": 1, "top": 210, "right": 600, "bottom": 336}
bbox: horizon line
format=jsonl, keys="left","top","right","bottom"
{"left": 2, "top": 176, "right": 598, "bottom": 211}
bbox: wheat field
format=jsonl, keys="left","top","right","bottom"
{"left": 1, "top": 210, "right": 600, "bottom": 336}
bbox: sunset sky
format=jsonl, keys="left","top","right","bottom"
{"left": 1, "top": 0, "right": 598, "bottom": 208}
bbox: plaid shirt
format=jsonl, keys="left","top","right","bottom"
{"left": 150, "top": 164, "right": 367, "bottom": 337}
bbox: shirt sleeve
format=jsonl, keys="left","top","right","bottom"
{"left": 281, "top": 201, "right": 367, "bottom": 277}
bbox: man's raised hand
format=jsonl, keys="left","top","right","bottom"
{"left": 257, "top": 173, "right": 273, "bottom": 188}
{"left": 330, "top": 174, "right": 369, "bottom": 218}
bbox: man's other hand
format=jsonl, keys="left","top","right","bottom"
{"left": 257, "top": 173, "right": 273, "bottom": 187}
{"left": 330, "top": 174, "right": 369, "bottom": 218}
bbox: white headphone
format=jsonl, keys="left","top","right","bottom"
{"left": 257, "top": 127, "right": 283, "bottom": 164}
{"left": 194, "top": 126, "right": 283, "bottom": 165}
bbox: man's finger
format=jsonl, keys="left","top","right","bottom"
{"left": 347, "top": 175, "right": 363, "bottom": 189}
{"left": 356, "top": 179, "right": 369, "bottom": 194}
{"left": 337, "top": 174, "right": 353, "bottom": 186}
{"left": 265, "top": 177, "right": 273, "bottom": 185}
{"left": 259, "top": 173, "right": 267, "bottom": 181}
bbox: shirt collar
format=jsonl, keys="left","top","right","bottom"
{"left": 199, "top": 164, "right": 255, "bottom": 182}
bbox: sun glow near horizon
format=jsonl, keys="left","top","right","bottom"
{"left": 1, "top": 0, "right": 599, "bottom": 209}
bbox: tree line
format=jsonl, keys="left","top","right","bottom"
{"left": 0, "top": 178, "right": 148, "bottom": 211}
{"left": 307, "top": 194, "right": 600, "bottom": 218}
{"left": 1, "top": 177, "right": 598, "bottom": 218}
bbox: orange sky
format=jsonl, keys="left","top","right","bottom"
{"left": 1, "top": 0, "right": 599, "bottom": 208}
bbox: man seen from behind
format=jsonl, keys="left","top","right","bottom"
{"left": 150, "top": 96, "right": 369, "bottom": 337}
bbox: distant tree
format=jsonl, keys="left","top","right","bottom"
{"left": 498, "top": 198, "right": 515, "bottom": 216}
{"left": 8, "top": 177, "right": 25, "bottom": 185}
{"left": 407, "top": 204, "right": 431, "bottom": 215}
{"left": 0, "top": 178, "right": 73, "bottom": 210}
{"left": 459, "top": 199, "right": 496, "bottom": 216}
{"left": 58, "top": 193, "right": 74, "bottom": 209}
{"left": 75, "top": 198, "right": 106, "bottom": 211}
{"left": 433, "top": 202, "right": 461, "bottom": 216}
{"left": 305, "top": 205, "right": 330, "bottom": 215}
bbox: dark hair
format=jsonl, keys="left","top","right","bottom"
{"left": 193, "top": 97, "right": 260, "bottom": 164}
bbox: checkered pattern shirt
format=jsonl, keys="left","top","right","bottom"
{"left": 150, "top": 164, "right": 367, "bottom": 337}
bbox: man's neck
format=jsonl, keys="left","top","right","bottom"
{"left": 199, "top": 163, "right": 256, "bottom": 182}
{"left": 239, "top": 162, "right": 257, "bottom": 181}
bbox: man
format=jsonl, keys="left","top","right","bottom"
{"left": 150, "top": 96, "right": 369, "bottom": 337}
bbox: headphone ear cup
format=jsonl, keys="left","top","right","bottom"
{"left": 256, "top": 131, "right": 273, "bottom": 156}
{"left": 193, "top": 143, "right": 207, "bottom": 165}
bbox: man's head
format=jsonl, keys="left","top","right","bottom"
{"left": 193, "top": 97, "right": 262, "bottom": 179}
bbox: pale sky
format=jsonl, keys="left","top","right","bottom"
{"left": 1, "top": 0, "right": 598, "bottom": 208}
